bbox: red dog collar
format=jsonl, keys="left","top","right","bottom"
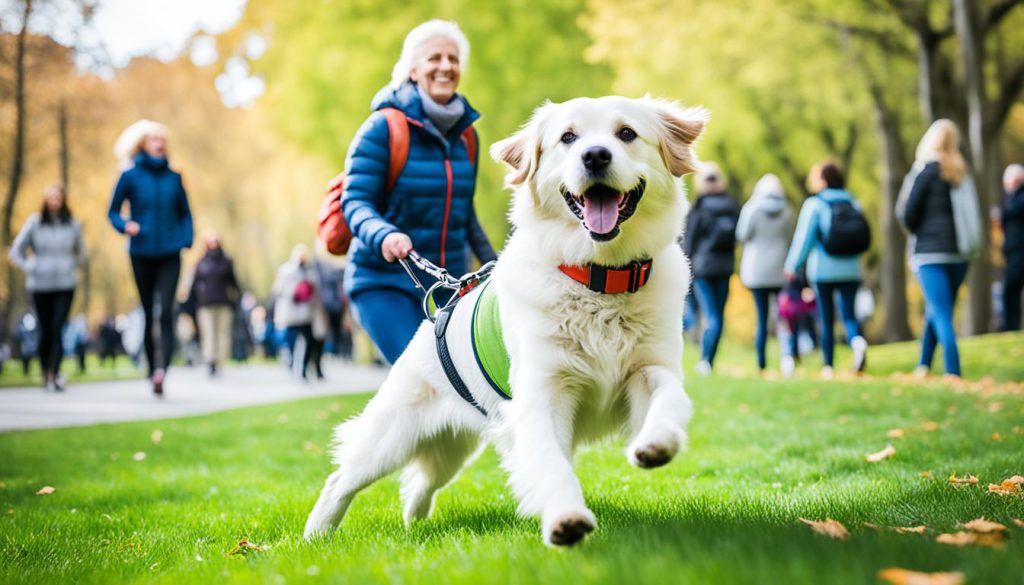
{"left": 558, "top": 259, "right": 653, "bottom": 294}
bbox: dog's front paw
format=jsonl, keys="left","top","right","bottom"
{"left": 628, "top": 428, "right": 685, "bottom": 469}
{"left": 543, "top": 509, "right": 596, "bottom": 547}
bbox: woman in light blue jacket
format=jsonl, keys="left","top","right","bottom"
{"left": 784, "top": 162, "right": 868, "bottom": 378}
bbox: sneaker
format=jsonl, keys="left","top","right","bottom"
{"left": 780, "top": 355, "right": 796, "bottom": 378}
{"left": 695, "top": 360, "right": 712, "bottom": 376}
{"left": 851, "top": 336, "right": 868, "bottom": 373}
{"left": 152, "top": 368, "right": 165, "bottom": 397}
{"left": 820, "top": 366, "right": 834, "bottom": 380}
{"left": 53, "top": 374, "right": 66, "bottom": 392}
{"left": 912, "top": 365, "right": 929, "bottom": 378}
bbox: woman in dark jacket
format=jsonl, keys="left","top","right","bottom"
{"left": 1002, "top": 164, "right": 1024, "bottom": 331}
{"left": 108, "top": 120, "right": 193, "bottom": 396}
{"left": 342, "top": 20, "right": 496, "bottom": 364}
{"left": 683, "top": 162, "right": 740, "bottom": 375}
{"left": 190, "top": 230, "right": 239, "bottom": 376}
{"left": 9, "top": 184, "right": 87, "bottom": 391}
{"left": 900, "top": 119, "right": 971, "bottom": 378}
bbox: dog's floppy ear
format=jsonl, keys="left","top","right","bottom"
{"left": 654, "top": 102, "right": 709, "bottom": 177}
{"left": 490, "top": 102, "right": 552, "bottom": 187}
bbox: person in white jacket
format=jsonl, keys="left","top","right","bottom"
{"left": 272, "top": 244, "right": 324, "bottom": 381}
{"left": 735, "top": 174, "right": 794, "bottom": 375}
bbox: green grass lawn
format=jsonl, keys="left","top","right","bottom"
{"left": 0, "top": 355, "right": 143, "bottom": 388}
{"left": 1, "top": 335, "right": 1023, "bottom": 584}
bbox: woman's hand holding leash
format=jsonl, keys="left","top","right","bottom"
{"left": 382, "top": 232, "right": 413, "bottom": 262}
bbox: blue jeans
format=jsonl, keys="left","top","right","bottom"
{"left": 682, "top": 289, "right": 700, "bottom": 332}
{"left": 812, "top": 281, "right": 861, "bottom": 367}
{"left": 350, "top": 289, "right": 425, "bottom": 364}
{"left": 916, "top": 262, "right": 968, "bottom": 376}
{"left": 693, "top": 276, "right": 730, "bottom": 365}
{"left": 751, "top": 288, "right": 779, "bottom": 370}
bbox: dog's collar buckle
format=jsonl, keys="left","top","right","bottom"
{"left": 558, "top": 259, "right": 653, "bottom": 294}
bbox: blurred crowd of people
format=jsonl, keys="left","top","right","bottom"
{"left": 683, "top": 119, "right": 1024, "bottom": 380}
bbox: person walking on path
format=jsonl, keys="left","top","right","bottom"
{"left": 1002, "top": 163, "right": 1024, "bottom": 331}
{"left": 341, "top": 19, "right": 497, "bottom": 364}
{"left": 272, "top": 244, "right": 322, "bottom": 381}
{"left": 898, "top": 120, "right": 980, "bottom": 378}
{"left": 9, "top": 184, "right": 87, "bottom": 391}
{"left": 735, "top": 173, "right": 794, "bottom": 376}
{"left": 784, "top": 161, "right": 869, "bottom": 379}
{"left": 107, "top": 120, "right": 194, "bottom": 396}
{"left": 684, "top": 162, "right": 740, "bottom": 375}
{"left": 190, "top": 230, "right": 240, "bottom": 376}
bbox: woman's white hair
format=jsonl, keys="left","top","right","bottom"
{"left": 114, "top": 119, "right": 168, "bottom": 168}
{"left": 390, "top": 19, "right": 469, "bottom": 90}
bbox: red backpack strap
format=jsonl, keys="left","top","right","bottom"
{"left": 381, "top": 107, "right": 410, "bottom": 192}
{"left": 461, "top": 126, "right": 478, "bottom": 168}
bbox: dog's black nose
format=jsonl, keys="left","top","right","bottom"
{"left": 582, "top": 146, "right": 612, "bottom": 173}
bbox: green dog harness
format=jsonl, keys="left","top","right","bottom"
{"left": 470, "top": 280, "right": 512, "bottom": 399}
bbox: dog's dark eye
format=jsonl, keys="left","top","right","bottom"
{"left": 560, "top": 131, "right": 577, "bottom": 145}
{"left": 617, "top": 127, "right": 637, "bottom": 143}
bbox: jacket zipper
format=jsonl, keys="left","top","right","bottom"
{"left": 440, "top": 158, "right": 453, "bottom": 268}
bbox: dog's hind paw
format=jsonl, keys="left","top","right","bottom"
{"left": 628, "top": 430, "right": 684, "bottom": 469}
{"left": 545, "top": 511, "right": 596, "bottom": 547}
{"left": 631, "top": 443, "right": 675, "bottom": 468}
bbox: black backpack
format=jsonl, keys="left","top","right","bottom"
{"left": 818, "top": 195, "right": 871, "bottom": 256}
{"left": 705, "top": 207, "right": 738, "bottom": 253}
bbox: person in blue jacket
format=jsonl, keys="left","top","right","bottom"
{"left": 108, "top": 120, "right": 193, "bottom": 396}
{"left": 784, "top": 161, "right": 868, "bottom": 379}
{"left": 342, "top": 20, "right": 496, "bottom": 364}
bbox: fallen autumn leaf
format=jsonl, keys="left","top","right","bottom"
{"left": 799, "top": 517, "right": 849, "bottom": 540}
{"left": 947, "top": 473, "right": 978, "bottom": 485}
{"left": 961, "top": 517, "right": 1006, "bottom": 533}
{"left": 877, "top": 568, "right": 965, "bottom": 585}
{"left": 987, "top": 475, "right": 1024, "bottom": 496}
{"left": 866, "top": 444, "right": 896, "bottom": 462}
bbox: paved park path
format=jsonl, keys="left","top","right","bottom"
{"left": 0, "top": 360, "right": 389, "bottom": 432}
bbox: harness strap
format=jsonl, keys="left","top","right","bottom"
{"left": 558, "top": 259, "right": 654, "bottom": 294}
{"left": 434, "top": 301, "right": 489, "bottom": 416}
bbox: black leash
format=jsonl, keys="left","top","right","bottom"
{"left": 398, "top": 251, "right": 496, "bottom": 415}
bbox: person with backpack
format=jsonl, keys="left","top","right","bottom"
{"left": 735, "top": 174, "right": 794, "bottom": 376}
{"left": 338, "top": 19, "right": 496, "bottom": 364}
{"left": 272, "top": 244, "right": 322, "bottom": 381}
{"left": 9, "top": 184, "right": 87, "bottom": 391}
{"left": 1001, "top": 163, "right": 1024, "bottom": 332}
{"left": 784, "top": 161, "right": 869, "bottom": 378}
{"left": 108, "top": 120, "right": 193, "bottom": 396}
{"left": 684, "top": 162, "right": 740, "bottom": 375}
{"left": 898, "top": 120, "right": 980, "bottom": 378}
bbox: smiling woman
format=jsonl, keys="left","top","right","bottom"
{"left": 340, "top": 19, "right": 496, "bottom": 365}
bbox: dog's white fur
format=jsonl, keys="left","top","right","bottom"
{"left": 305, "top": 96, "right": 707, "bottom": 546}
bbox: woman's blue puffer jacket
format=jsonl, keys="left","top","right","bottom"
{"left": 342, "top": 82, "right": 482, "bottom": 298}
{"left": 107, "top": 153, "right": 194, "bottom": 257}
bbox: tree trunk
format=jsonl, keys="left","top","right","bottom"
{"left": 2, "top": 0, "right": 33, "bottom": 334}
{"left": 871, "top": 87, "right": 914, "bottom": 342}
{"left": 953, "top": 0, "right": 993, "bottom": 334}
{"left": 58, "top": 100, "right": 69, "bottom": 192}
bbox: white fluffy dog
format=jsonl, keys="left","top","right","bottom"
{"left": 305, "top": 96, "right": 707, "bottom": 546}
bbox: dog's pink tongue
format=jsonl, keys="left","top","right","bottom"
{"left": 582, "top": 192, "right": 620, "bottom": 234}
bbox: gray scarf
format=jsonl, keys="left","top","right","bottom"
{"left": 417, "top": 84, "right": 465, "bottom": 136}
